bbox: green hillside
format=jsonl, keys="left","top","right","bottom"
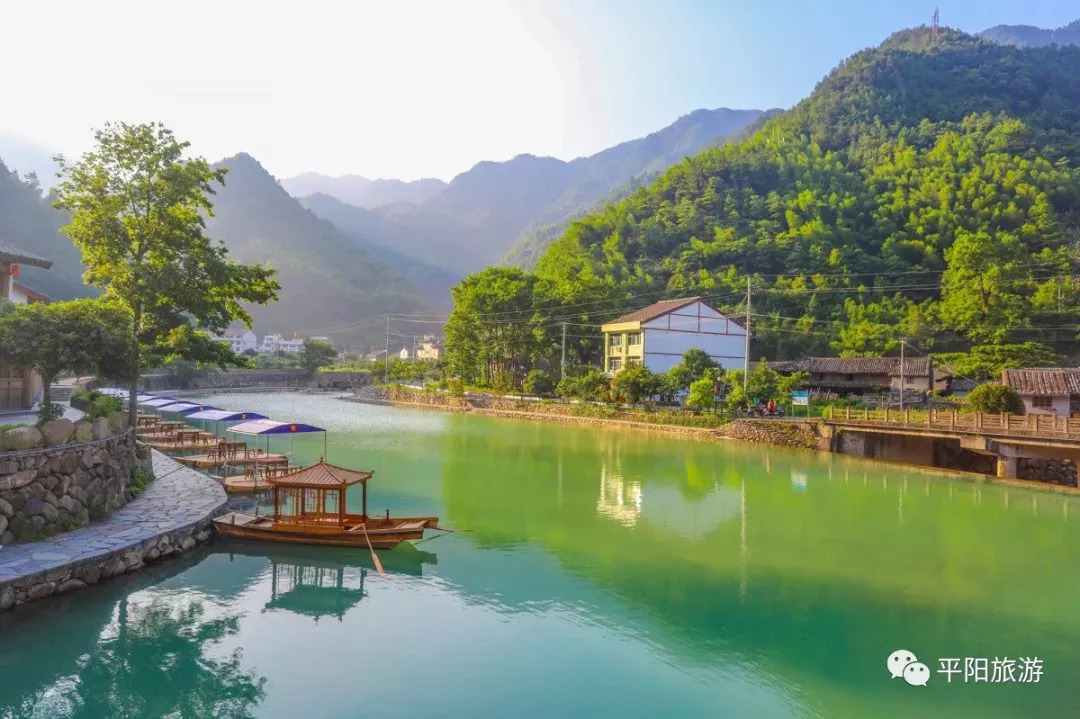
{"left": 206, "top": 154, "right": 430, "bottom": 346}
{"left": 447, "top": 27, "right": 1080, "bottom": 374}
{"left": 0, "top": 161, "right": 94, "bottom": 300}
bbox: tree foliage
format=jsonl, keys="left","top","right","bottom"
{"left": 52, "top": 122, "right": 280, "bottom": 420}
{"left": 0, "top": 299, "right": 135, "bottom": 410}
{"left": 967, "top": 383, "right": 1026, "bottom": 414}
{"left": 298, "top": 339, "right": 337, "bottom": 377}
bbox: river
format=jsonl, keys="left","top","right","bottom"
{"left": 1, "top": 392, "right": 1078, "bottom": 718}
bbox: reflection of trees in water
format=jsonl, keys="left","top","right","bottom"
{"left": 8, "top": 596, "right": 266, "bottom": 719}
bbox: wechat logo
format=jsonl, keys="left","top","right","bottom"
{"left": 888, "top": 649, "right": 930, "bottom": 687}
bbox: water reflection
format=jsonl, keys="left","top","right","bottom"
{"left": 4, "top": 592, "right": 266, "bottom": 718}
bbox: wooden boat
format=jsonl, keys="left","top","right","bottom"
{"left": 147, "top": 439, "right": 223, "bottom": 453}
{"left": 213, "top": 459, "right": 438, "bottom": 548}
{"left": 223, "top": 463, "right": 293, "bottom": 493}
{"left": 176, "top": 449, "right": 286, "bottom": 470}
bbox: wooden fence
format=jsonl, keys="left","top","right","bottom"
{"left": 825, "top": 406, "right": 1080, "bottom": 438}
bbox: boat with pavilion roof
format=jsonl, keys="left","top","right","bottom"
{"left": 213, "top": 459, "right": 439, "bottom": 549}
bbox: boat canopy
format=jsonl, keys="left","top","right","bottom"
{"left": 157, "top": 402, "right": 218, "bottom": 415}
{"left": 270, "top": 460, "right": 372, "bottom": 488}
{"left": 138, "top": 398, "right": 177, "bottom": 407}
{"left": 187, "top": 409, "right": 268, "bottom": 422}
{"left": 227, "top": 419, "right": 326, "bottom": 435}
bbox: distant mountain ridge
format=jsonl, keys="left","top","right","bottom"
{"left": 205, "top": 153, "right": 430, "bottom": 344}
{"left": 978, "top": 18, "right": 1080, "bottom": 47}
{"left": 295, "top": 107, "right": 762, "bottom": 277}
{"left": 281, "top": 172, "right": 446, "bottom": 209}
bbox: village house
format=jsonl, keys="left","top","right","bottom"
{"left": 415, "top": 335, "right": 442, "bottom": 361}
{"left": 1002, "top": 368, "right": 1080, "bottom": 416}
{"left": 0, "top": 240, "right": 53, "bottom": 410}
{"left": 601, "top": 297, "right": 746, "bottom": 374}
{"left": 260, "top": 333, "right": 304, "bottom": 354}
{"left": 770, "top": 357, "right": 933, "bottom": 396}
{"left": 210, "top": 328, "right": 258, "bottom": 354}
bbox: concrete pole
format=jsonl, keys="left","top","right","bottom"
{"left": 743, "top": 278, "right": 751, "bottom": 394}
{"left": 561, "top": 322, "right": 567, "bottom": 381}
{"left": 384, "top": 314, "right": 390, "bottom": 383}
{"left": 899, "top": 338, "right": 905, "bottom": 412}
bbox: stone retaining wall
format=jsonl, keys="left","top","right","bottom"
{"left": 714, "top": 420, "right": 821, "bottom": 449}
{"left": 0, "top": 451, "right": 227, "bottom": 611}
{"left": 1017, "top": 457, "right": 1078, "bottom": 487}
{"left": 0, "top": 429, "right": 150, "bottom": 544}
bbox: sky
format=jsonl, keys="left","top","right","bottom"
{"left": 3, "top": 0, "right": 1078, "bottom": 181}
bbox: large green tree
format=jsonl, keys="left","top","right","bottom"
{"left": 298, "top": 339, "right": 337, "bottom": 377}
{"left": 53, "top": 123, "right": 280, "bottom": 422}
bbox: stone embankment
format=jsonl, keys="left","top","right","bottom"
{"left": 0, "top": 451, "right": 226, "bottom": 611}
{"left": 713, "top": 420, "right": 822, "bottom": 450}
{"left": 1017, "top": 457, "right": 1078, "bottom": 487}
{"left": 0, "top": 416, "right": 150, "bottom": 544}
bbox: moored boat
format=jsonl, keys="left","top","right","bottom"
{"left": 213, "top": 459, "right": 438, "bottom": 549}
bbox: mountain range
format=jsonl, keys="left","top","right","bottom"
{"left": 978, "top": 18, "right": 1080, "bottom": 47}
{"left": 292, "top": 107, "right": 763, "bottom": 275}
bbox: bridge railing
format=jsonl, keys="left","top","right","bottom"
{"left": 825, "top": 406, "right": 1080, "bottom": 438}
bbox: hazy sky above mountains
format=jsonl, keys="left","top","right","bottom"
{"left": 4, "top": 0, "right": 1077, "bottom": 181}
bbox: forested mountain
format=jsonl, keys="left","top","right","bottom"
{"left": 295, "top": 192, "right": 459, "bottom": 309}
{"left": 298, "top": 108, "right": 762, "bottom": 277}
{"left": 206, "top": 154, "right": 430, "bottom": 344}
{"left": 444, "top": 27, "right": 1080, "bottom": 380}
{"left": 0, "top": 161, "right": 93, "bottom": 300}
{"left": 0, "top": 137, "right": 60, "bottom": 189}
{"left": 281, "top": 173, "right": 446, "bottom": 209}
{"left": 979, "top": 18, "right": 1080, "bottom": 48}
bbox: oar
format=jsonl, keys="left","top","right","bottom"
{"left": 432, "top": 526, "right": 472, "bottom": 533}
{"left": 361, "top": 524, "right": 386, "bottom": 577}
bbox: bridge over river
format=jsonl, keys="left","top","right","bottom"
{"left": 820, "top": 407, "right": 1080, "bottom": 484}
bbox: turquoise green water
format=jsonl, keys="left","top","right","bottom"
{"left": 2, "top": 393, "right": 1080, "bottom": 718}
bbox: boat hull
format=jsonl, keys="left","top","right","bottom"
{"left": 213, "top": 512, "right": 439, "bottom": 549}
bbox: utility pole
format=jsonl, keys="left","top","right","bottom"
{"left": 384, "top": 314, "right": 390, "bottom": 382}
{"left": 561, "top": 323, "right": 567, "bottom": 381}
{"left": 899, "top": 338, "right": 906, "bottom": 412}
{"left": 412, "top": 334, "right": 416, "bottom": 361}
{"left": 743, "top": 278, "right": 751, "bottom": 394}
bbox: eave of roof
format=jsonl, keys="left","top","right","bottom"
{"left": 0, "top": 240, "right": 52, "bottom": 269}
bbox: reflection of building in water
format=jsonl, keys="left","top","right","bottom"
{"left": 265, "top": 561, "right": 367, "bottom": 622}
{"left": 639, "top": 484, "right": 741, "bottom": 540}
{"left": 596, "top": 464, "right": 643, "bottom": 526}
{"left": 790, "top": 470, "right": 807, "bottom": 491}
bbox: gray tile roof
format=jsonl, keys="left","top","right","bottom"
{"left": 772, "top": 356, "right": 932, "bottom": 377}
{"left": 1002, "top": 368, "right": 1080, "bottom": 396}
{"left": 0, "top": 239, "right": 52, "bottom": 268}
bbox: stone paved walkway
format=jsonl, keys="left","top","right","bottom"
{"left": 0, "top": 451, "right": 226, "bottom": 586}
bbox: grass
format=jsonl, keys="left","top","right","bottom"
{"left": 126, "top": 467, "right": 153, "bottom": 500}
{"left": 0, "top": 423, "right": 28, "bottom": 433}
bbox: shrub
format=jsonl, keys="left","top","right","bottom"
{"left": 523, "top": 369, "right": 555, "bottom": 397}
{"left": 967, "top": 383, "right": 1025, "bottom": 414}
{"left": 36, "top": 402, "right": 66, "bottom": 426}
{"left": 127, "top": 467, "right": 153, "bottom": 499}
{"left": 448, "top": 378, "right": 465, "bottom": 398}
{"left": 84, "top": 395, "right": 123, "bottom": 421}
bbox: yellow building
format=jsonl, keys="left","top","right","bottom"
{"left": 601, "top": 297, "right": 746, "bottom": 375}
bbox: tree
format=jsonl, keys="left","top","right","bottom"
{"left": 53, "top": 122, "right": 279, "bottom": 423}
{"left": 935, "top": 342, "right": 1063, "bottom": 380}
{"left": 967, "top": 383, "right": 1025, "bottom": 414}
{"left": 666, "top": 349, "right": 720, "bottom": 392}
{"left": 686, "top": 377, "right": 716, "bottom": 412}
{"left": 298, "top": 339, "right": 337, "bottom": 377}
{"left": 0, "top": 299, "right": 136, "bottom": 419}
{"left": 523, "top": 369, "right": 555, "bottom": 396}
{"left": 612, "top": 365, "right": 662, "bottom": 405}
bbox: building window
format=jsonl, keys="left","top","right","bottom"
{"left": 608, "top": 357, "right": 622, "bottom": 372}
{"left": 1032, "top": 396, "right": 1053, "bottom": 410}
{"left": 627, "top": 357, "right": 642, "bottom": 367}
{"left": 906, "top": 376, "right": 915, "bottom": 384}
{"left": 609, "top": 334, "right": 622, "bottom": 349}
{"left": 628, "top": 332, "right": 642, "bottom": 346}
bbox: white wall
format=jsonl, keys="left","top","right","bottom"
{"left": 641, "top": 301, "right": 746, "bottom": 373}
{"left": 8, "top": 283, "right": 29, "bottom": 304}
{"left": 1022, "top": 395, "right": 1070, "bottom": 416}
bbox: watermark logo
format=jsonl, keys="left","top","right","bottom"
{"left": 889, "top": 650, "right": 1044, "bottom": 686}
{"left": 887, "top": 649, "right": 929, "bottom": 687}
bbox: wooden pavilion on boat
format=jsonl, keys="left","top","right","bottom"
{"left": 214, "top": 459, "right": 439, "bottom": 548}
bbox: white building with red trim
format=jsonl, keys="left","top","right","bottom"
{"left": 600, "top": 297, "right": 746, "bottom": 374}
